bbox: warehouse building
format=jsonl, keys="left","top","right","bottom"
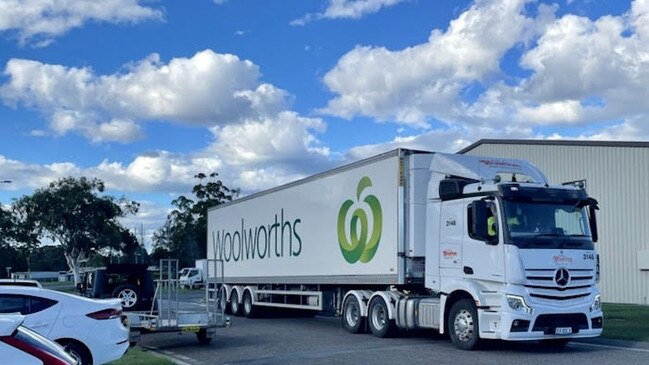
{"left": 459, "top": 139, "right": 649, "bottom": 305}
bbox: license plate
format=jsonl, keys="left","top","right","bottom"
{"left": 555, "top": 327, "right": 572, "bottom": 335}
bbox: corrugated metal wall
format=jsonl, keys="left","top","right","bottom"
{"left": 463, "top": 143, "right": 649, "bottom": 305}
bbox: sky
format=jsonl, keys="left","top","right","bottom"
{"left": 0, "top": 0, "right": 647, "bottom": 249}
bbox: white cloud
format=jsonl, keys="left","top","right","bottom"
{"left": 343, "top": 125, "right": 536, "bottom": 161}
{"left": 1, "top": 50, "right": 291, "bottom": 142}
{"left": 210, "top": 111, "right": 329, "bottom": 167}
{"left": 291, "top": 0, "right": 405, "bottom": 26}
{"left": 321, "top": 0, "right": 649, "bottom": 138}
{"left": 321, "top": 0, "right": 539, "bottom": 126}
{"left": 0, "top": 111, "right": 331, "bottom": 195}
{"left": 0, "top": 0, "right": 163, "bottom": 46}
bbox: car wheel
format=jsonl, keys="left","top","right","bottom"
{"left": 448, "top": 299, "right": 480, "bottom": 350}
{"left": 342, "top": 295, "right": 365, "bottom": 334}
{"left": 113, "top": 284, "right": 140, "bottom": 309}
{"left": 58, "top": 340, "right": 92, "bottom": 365}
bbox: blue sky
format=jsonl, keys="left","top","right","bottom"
{"left": 1, "top": 0, "right": 647, "bottom": 248}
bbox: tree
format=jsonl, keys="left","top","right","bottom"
{"left": 1, "top": 204, "right": 37, "bottom": 249}
{"left": 13, "top": 177, "right": 140, "bottom": 284}
{"left": 0, "top": 206, "right": 13, "bottom": 247}
{"left": 153, "top": 173, "right": 237, "bottom": 267}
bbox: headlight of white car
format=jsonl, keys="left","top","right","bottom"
{"left": 506, "top": 294, "right": 533, "bottom": 315}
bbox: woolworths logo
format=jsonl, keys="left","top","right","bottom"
{"left": 337, "top": 176, "right": 383, "bottom": 264}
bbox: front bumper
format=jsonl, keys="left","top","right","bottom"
{"left": 477, "top": 289, "right": 603, "bottom": 341}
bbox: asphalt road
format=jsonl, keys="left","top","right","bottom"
{"left": 138, "top": 308, "right": 649, "bottom": 365}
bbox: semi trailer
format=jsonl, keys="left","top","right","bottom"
{"left": 207, "top": 149, "right": 602, "bottom": 350}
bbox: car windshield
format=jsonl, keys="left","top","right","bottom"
{"left": 503, "top": 200, "right": 593, "bottom": 250}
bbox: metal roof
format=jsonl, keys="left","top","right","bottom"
{"left": 457, "top": 139, "right": 649, "bottom": 154}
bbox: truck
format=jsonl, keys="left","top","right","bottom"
{"left": 179, "top": 259, "right": 208, "bottom": 289}
{"left": 207, "top": 149, "right": 602, "bottom": 350}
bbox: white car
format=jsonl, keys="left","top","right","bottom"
{"left": 0, "top": 286, "right": 129, "bottom": 365}
{"left": 0, "top": 314, "right": 78, "bottom": 365}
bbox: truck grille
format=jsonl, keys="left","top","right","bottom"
{"left": 524, "top": 268, "right": 594, "bottom": 301}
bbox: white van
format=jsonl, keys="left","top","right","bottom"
{"left": 179, "top": 268, "right": 205, "bottom": 289}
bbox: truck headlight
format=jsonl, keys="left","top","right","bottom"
{"left": 590, "top": 294, "right": 601, "bottom": 312}
{"left": 507, "top": 295, "right": 533, "bottom": 315}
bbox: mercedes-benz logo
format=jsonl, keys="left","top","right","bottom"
{"left": 555, "top": 268, "right": 570, "bottom": 287}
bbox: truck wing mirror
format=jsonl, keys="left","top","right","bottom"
{"left": 588, "top": 198, "right": 599, "bottom": 243}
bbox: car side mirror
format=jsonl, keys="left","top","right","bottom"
{"left": 76, "top": 283, "right": 84, "bottom": 292}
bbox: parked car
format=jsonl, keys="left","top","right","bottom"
{"left": 77, "top": 264, "right": 156, "bottom": 311}
{"left": 0, "top": 286, "right": 129, "bottom": 365}
{"left": 0, "top": 314, "right": 78, "bottom": 365}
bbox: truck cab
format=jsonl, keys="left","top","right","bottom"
{"left": 426, "top": 155, "right": 602, "bottom": 349}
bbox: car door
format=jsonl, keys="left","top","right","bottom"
{"left": 0, "top": 293, "right": 60, "bottom": 337}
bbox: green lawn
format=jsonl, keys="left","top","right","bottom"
{"left": 107, "top": 348, "right": 175, "bottom": 365}
{"left": 602, "top": 303, "right": 649, "bottom": 342}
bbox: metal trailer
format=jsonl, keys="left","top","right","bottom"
{"left": 126, "top": 259, "right": 230, "bottom": 345}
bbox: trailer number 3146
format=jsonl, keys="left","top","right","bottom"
{"left": 583, "top": 253, "right": 595, "bottom": 260}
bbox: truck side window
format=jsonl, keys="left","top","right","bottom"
{"left": 467, "top": 200, "right": 498, "bottom": 244}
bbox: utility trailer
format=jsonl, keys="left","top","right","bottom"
{"left": 208, "top": 149, "right": 603, "bottom": 350}
{"left": 126, "top": 259, "right": 230, "bottom": 345}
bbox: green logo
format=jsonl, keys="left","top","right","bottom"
{"left": 337, "top": 176, "right": 383, "bottom": 263}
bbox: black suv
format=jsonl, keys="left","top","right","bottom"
{"left": 77, "top": 264, "right": 156, "bottom": 311}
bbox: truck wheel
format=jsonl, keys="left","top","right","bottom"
{"left": 242, "top": 290, "right": 256, "bottom": 318}
{"left": 113, "top": 284, "right": 140, "bottom": 310}
{"left": 196, "top": 328, "right": 212, "bottom": 345}
{"left": 342, "top": 295, "right": 365, "bottom": 334}
{"left": 230, "top": 290, "right": 242, "bottom": 316}
{"left": 368, "top": 296, "right": 394, "bottom": 338}
{"left": 448, "top": 299, "right": 480, "bottom": 350}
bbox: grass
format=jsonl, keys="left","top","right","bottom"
{"left": 601, "top": 303, "right": 649, "bottom": 342}
{"left": 107, "top": 348, "right": 176, "bottom": 365}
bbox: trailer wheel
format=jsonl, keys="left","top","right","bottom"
{"left": 230, "top": 290, "right": 242, "bottom": 316}
{"left": 219, "top": 286, "right": 230, "bottom": 314}
{"left": 196, "top": 328, "right": 212, "bottom": 345}
{"left": 342, "top": 295, "right": 365, "bottom": 334}
{"left": 448, "top": 299, "right": 480, "bottom": 350}
{"left": 242, "top": 290, "right": 256, "bottom": 318}
{"left": 368, "top": 296, "right": 395, "bottom": 338}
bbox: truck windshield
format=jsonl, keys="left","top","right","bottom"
{"left": 502, "top": 200, "right": 593, "bottom": 250}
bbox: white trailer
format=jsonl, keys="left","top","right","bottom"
{"left": 207, "top": 149, "right": 603, "bottom": 350}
